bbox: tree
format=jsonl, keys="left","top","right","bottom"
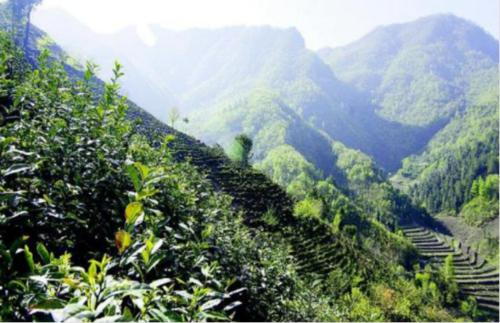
{"left": 229, "top": 134, "right": 253, "bottom": 166}
{"left": 441, "top": 254, "right": 458, "bottom": 304}
{"left": 332, "top": 209, "right": 343, "bottom": 233}
{"left": 168, "top": 106, "right": 180, "bottom": 129}
{"left": 293, "top": 197, "right": 323, "bottom": 220}
{"left": 7, "top": 0, "right": 42, "bottom": 49}
{"left": 471, "top": 179, "right": 479, "bottom": 197}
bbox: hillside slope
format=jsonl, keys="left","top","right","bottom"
{"left": 0, "top": 17, "right": 473, "bottom": 321}
{"left": 33, "top": 7, "right": 438, "bottom": 173}
{"left": 319, "top": 14, "right": 499, "bottom": 262}
{"left": 318, "top": 14, "right": 499, "bottom": 127}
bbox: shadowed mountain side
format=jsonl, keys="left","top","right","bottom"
{"left": 33, "top": 8, "right": 448, "bottom": 172}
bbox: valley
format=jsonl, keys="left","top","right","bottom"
{"left": 0, "top": 1, "right": 498, "bottom": 321}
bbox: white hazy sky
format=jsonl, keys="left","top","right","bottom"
{"left": 32, "top": 0, "right": 500, "bottom": 49}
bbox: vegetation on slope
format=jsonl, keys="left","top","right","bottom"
{"left": 320, "top": 13, "right": 499, "bottom": 265}
{"left": 401, "top": 225, "right": 499, "bottom": 319}
{"left": 394, "top": 101, "right": 498, "bottom": 216}
{"left": 391, "top": 94, "right": 499, "bottom": 269}
{"left": 0, "top": 22, "right": 473, "bottom": 321}
{"left": 460, "top": 174, "right": 499, "bottom": 226}
{"left": 318, "top": 14, "right": 499, "bottom": 127}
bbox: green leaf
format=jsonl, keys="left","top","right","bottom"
{"left": 201, "top": 265, "right": 211, "bottom": 278}
{"left": 134, "top": 162, "right": 150, "bottom": 181}
{"left": 200, "top": 299, "right": 221, "bottom": 311}
{"left": 125, "top": 202, "right": 143, "bottom": 225}
{"left": 0, "top": 190, "right": 25, "bottom": 202}
{"left": 50, "top": 303, "right": 88, "bottom": 322}
{"left": 223, "top": 301, "right": 242, "bottom": 312}
{"left": 174, "top": 290, "right": 192, "bottom": 301}
{"left": 24, "top": 245, "right": 35, "bottom": 273}
{"left": 126, "top": 164, "right": 142, "bottom": 192}
{"left": 29, "top": 275, "right": 48, "bottom": 286}
{"left": 145, "top": 252, "right": 165, "bottom": 272}
{"left": 202, "top": 224, "right": 213, "bottom": 239}
{"left": 115, "top": 230, "right": 132, "bottom": 254}
{"left": 149, "top": 309, "right": 182, "bottom": 322}
{"left": 95, "top": 297, "right": 117, "bottom": 316}
{"left": 3, "top": 164, "right": 32, "bottom": 176}
{"left": 36, "top": 243, "right": 51, "bottom": 264}
{"left": 201, "top": 311, "right": 228, "bottom": 321}
{"left": 149, "top": 309, "right": 169, "bottom": 322}
{"left": 6, "top": 280, "right": 26, "bottom": 291}
{"left": 0, "top": 136, "right": 16, "bottom": 150}
{"left": 88, "top": 261, "right": 97, "bottom": 285}
{"left": 29, "top": 298, "right": 65, "bottom": 313}
{"left": 43, "top": 194, "right": 53, "bottom": 205}
{"left": 121, "top": 307, "right": 134, "bottom": 321}
{"left": 188, "top": 277, "right": 203, "bottom": 287}
{"left": 150, "top": 278, "right": 172, "bottom": 289}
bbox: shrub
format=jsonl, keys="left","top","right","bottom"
{"left": 293, "top": 197, "right": 323, "bottom": 220}
{"left": 228, "top": 134, "right": 253, "bottom": 166}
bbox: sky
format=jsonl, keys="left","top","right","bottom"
{"left": 31, "top": 0, "right": 500, "bottom": 49}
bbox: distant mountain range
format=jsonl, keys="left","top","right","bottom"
{"left": 33, "top": 9, "right": 498, "bottom": 217}
{"left": 318, "top": 14, "right": 498, "bottom": 127}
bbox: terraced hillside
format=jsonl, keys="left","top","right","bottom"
{"left": 129, "top": 108, "right": 374, "bottom": 278}
{"left": 8, "top": 12, "right": 374, "bottom": 282}
{"left": 129, "top": 108, "right": 293, "bottom": 223}
{"left": 401, "top": 226, "right": 499, "bottom": 316}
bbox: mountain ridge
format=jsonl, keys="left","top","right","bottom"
{"left": 0, "top": 3, "right": 498, "bottom": 320}
{"left": 318, "top": 13, "right": 498, "bottom": 126}
{"left": 33, "top": 9, "right": 479, "bottom": 174}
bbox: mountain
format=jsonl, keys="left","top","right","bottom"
{"left": 2, "top": 5, "right": 482, "bottom": 321}
{"left": 33, "top": 8, "right": 441, "bottom": 174}
{"left": 32, "top": 9, "right": 499, "bottom": 250}
{"left": 319, "top": 13, "right": 499, "bottom": 257}
{"left": 393, "top": 96, "right": 498, "bottom": 212}
{"left": 318, "top": 14, "right": 499, "bottom": 127}
{"left": 33, "top": 8, "right": 499, "bottom": 219}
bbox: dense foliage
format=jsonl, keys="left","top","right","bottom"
{"left": 0, "top": 29, "right": 474, "bottom": 321}
{"left": 320, "top": 13, "right": 498, "bottom": 270}
{"left": 0, "top": 40, "right": 244, "bottom": 321}
{"left": 319, "top": 14, "right": 498, "bottom": 127}
{"left": 1, "top": 2, "right": 497, "bottom": 319}
{"left": 395, "top": 102, "right": 498, "bottom": 217}
{"left": 461, "top": 174, "right": 499, "bottom": 226}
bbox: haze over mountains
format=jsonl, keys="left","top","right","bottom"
{"left": 1, "top": 1, "right": 499, "bottom": 319}
{"left": 33, "top": 9, "right": 498, "bottom": 179}
{"left": 318, "top": 14, "right": 499, "bottom": 126}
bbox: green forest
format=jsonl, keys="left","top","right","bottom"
{"left": 0, "top": 0, "right": 498, "bottom": 321}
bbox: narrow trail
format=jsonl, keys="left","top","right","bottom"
{"left": 401, "top": 225, "right": 499, "bottom": 316}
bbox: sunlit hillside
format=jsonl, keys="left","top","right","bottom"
{"left": 0, "top": 0, "right": 498, "bottom": 321}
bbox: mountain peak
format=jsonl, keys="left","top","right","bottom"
{"left": 318, "top": 13, "right": 498, "bottom": 128}
{"left": 323, "top": 13, "right": 497, "bottom": 61}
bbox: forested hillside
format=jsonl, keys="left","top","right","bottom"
{"left": 33, "top": 7, "right": 440, "bottom": 173}
{"left": 33, "top": 0, "right": 500, "bottom": 281}
{"left": 319, "top": 13, "right": 499, "bottom": 267}
{"left": 0, "top": 1, "right": 498, "bottom": 321}
{"left": 318, "top": 14, "right": 498, "bottom": 127}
